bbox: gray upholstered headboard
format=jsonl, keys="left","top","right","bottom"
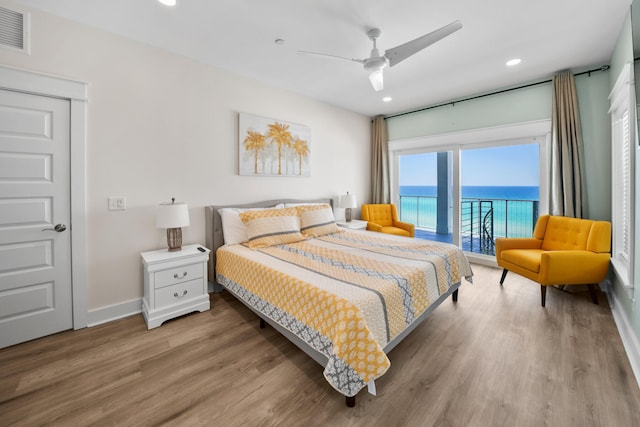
{"left": 205, "top": 198, "right": 334, "bottom": 287}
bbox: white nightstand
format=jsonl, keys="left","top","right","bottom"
{"left": 337, "top": 219, "right": 368, "bottom": 230}
{"left": 141, "top": 244, "right": 211, "bottom": 329}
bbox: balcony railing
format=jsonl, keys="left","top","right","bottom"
{"left": 399, "top": 195, "right": 539, "bottom": 255}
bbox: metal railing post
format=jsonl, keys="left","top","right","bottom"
{"left": 504, "top": 200, "right": 509, "bottom": 238}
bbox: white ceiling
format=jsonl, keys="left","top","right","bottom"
{"left": 12, "top": 0, "right": 632, "bottom": 117}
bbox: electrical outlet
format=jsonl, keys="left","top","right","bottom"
{"left": 108, "top": 197, "right": 126, "bottom": 211}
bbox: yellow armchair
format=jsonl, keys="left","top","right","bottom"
{"left": 361, "top": 204, "right": 415, "bottom": 238}
{"left": 495, "top": 215, "right": 611, "bottom": 307}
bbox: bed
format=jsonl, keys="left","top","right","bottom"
{"left": 205, "top": 198, "right": 473, "bottom": 407}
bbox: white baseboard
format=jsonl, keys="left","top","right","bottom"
{"left": 86, "top": 298, "right": 142, "bottom": 327}
{"left": 604, "top": 283, "right": 640, "bottom": 389}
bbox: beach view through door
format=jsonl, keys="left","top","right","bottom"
{"left": 399, "top": 143, "right": 540, "bottom": 256}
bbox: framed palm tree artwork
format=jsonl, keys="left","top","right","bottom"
{"left": 239, "top": 113, "right": 310, "bottom": 177}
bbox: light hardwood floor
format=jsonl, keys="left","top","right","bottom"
{"left": 1, "top": 264, "right": 640, "bottom": 426}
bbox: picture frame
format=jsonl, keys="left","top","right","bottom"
{"left": 239, "top": 113, "right": 310, "bottom": 177}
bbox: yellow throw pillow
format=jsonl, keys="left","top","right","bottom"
{"left": 239, "top": 207, "right": 304, "bottom": 248}
{"left": 295, "top": 203, "right": 331, "bottom": 214}
{"left": 298, "top": 204, "right": 340, "bottom": 238}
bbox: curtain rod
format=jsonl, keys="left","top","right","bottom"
{"left": 384, "top": 65, "right": 610, "bottom": 120}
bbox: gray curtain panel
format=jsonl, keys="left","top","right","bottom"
{"left": 550, "top": 71, "right": 585, "bottom": 218}
{"left": 371, "top": 116, "right": 390, "bottom": 204}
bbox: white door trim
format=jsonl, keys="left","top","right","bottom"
{"left": 0, "top": 65, "right": 88, "bottom": 329}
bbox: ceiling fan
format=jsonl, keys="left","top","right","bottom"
{"left": 298, "top": 21, "right": 462, "bottom": 91}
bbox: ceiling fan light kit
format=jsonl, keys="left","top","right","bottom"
{"left": 298, "top": 20, "right": 462, "bottom": 92}
{"left": 369, "top": 69, "right": 384, "bottom": 92}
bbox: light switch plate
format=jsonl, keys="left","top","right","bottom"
{"left": 108, "top": 196, "right": 126, "bottom": 211}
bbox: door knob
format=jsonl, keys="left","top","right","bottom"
{"left": 41, "top": 224, "right": 67, "bottom": 232}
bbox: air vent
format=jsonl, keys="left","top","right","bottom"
{"left": 0, "top": 6, "right": 29, "bottom": 54}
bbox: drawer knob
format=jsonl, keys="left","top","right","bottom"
{"left": 173, "top": 271, "right": 188, "bottom": 279}
{"left": 173, "top": 290, "right": 188, "bottom": 298}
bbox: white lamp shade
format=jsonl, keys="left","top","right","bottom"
{"left": 156, "top": 202, "right": 190, "bottom": 228}
{"left": 340, "top": 193, "right": 357, "bottom": 209}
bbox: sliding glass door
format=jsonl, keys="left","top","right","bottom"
{"left": 460, "top": 144, "right": 540, "bottom": 255}
{"left": 397, "top": 141, "right": 541, "bottom": 257}
{"left": 399, "top": 151, "right": 454, "bottom": 244}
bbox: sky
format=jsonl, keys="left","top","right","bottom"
{"left": 399, "top": 143, "right": 539, "bottom": 187}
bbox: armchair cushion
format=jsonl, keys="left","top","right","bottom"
{"left": 380, "top": 225, "right": 413, "bottom": 237}
{"left": 501, "top": 249, "right": 544, "bottom": 273}
{"left": 541, "top": 216, "right": 592, "bottom": 251}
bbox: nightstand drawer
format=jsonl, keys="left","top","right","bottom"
{"left": 155, "top": 278, "right": 203, "bottom": 308}
{"left": 155, "top": 263, "right": 203, "bottom": 289}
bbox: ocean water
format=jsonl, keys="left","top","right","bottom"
{"left": 400, "top": 185, "right": 539, "bottom": 200}
{"left": 399, "top": 185, "right": 539, "bottom": 238}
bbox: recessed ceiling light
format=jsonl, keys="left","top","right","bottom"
{"left": 506, "top": 58, "right": 522, "bottom": 67}
{"left": 382, "top": 96, "right": 392, "bottom": 102}
{"left": 158, "top": 0, "right": 176, "bottom": 6}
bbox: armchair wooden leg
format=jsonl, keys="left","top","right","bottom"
{"left": 541, "top": 286, "right": 546, "bottom": 307}
{"left": 587, "top": 284, "right": 599, "bottom": 305}
{"left": 500, "top": 269, "right": 508, "bottom": 285}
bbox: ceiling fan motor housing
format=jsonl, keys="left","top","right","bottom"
{"left": 364, "top": 28, "right": 388, "bottom": 72}
{"left": 363, "top": 54, "right": 388, "bottom": 72}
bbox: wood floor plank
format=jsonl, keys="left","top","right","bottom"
{"left": 1, "top": 264, "right": 639, "bottom": 426}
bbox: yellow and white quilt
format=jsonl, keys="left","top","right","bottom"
{"left": 216, "top": 230, "right": 473, "bottom": 397}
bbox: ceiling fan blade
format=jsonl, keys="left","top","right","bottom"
{"left": 384, "top": 20, "right": 462, "bottom": 67}
{"left": 297, "top": 50, "right": 365, "bottom": 64}
{"left": 369, "top": 69, "right": 384, "bottom": 91}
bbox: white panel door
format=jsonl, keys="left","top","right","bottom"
{"left": 0, "top": 88, "right": 72, "bottom": 348}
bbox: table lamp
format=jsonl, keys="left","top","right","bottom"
{"left": 340, "top": 192, "right": 357, "bottom": 222}
{"left": 156, "top": 198, "right": 190, "bottom": 251}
